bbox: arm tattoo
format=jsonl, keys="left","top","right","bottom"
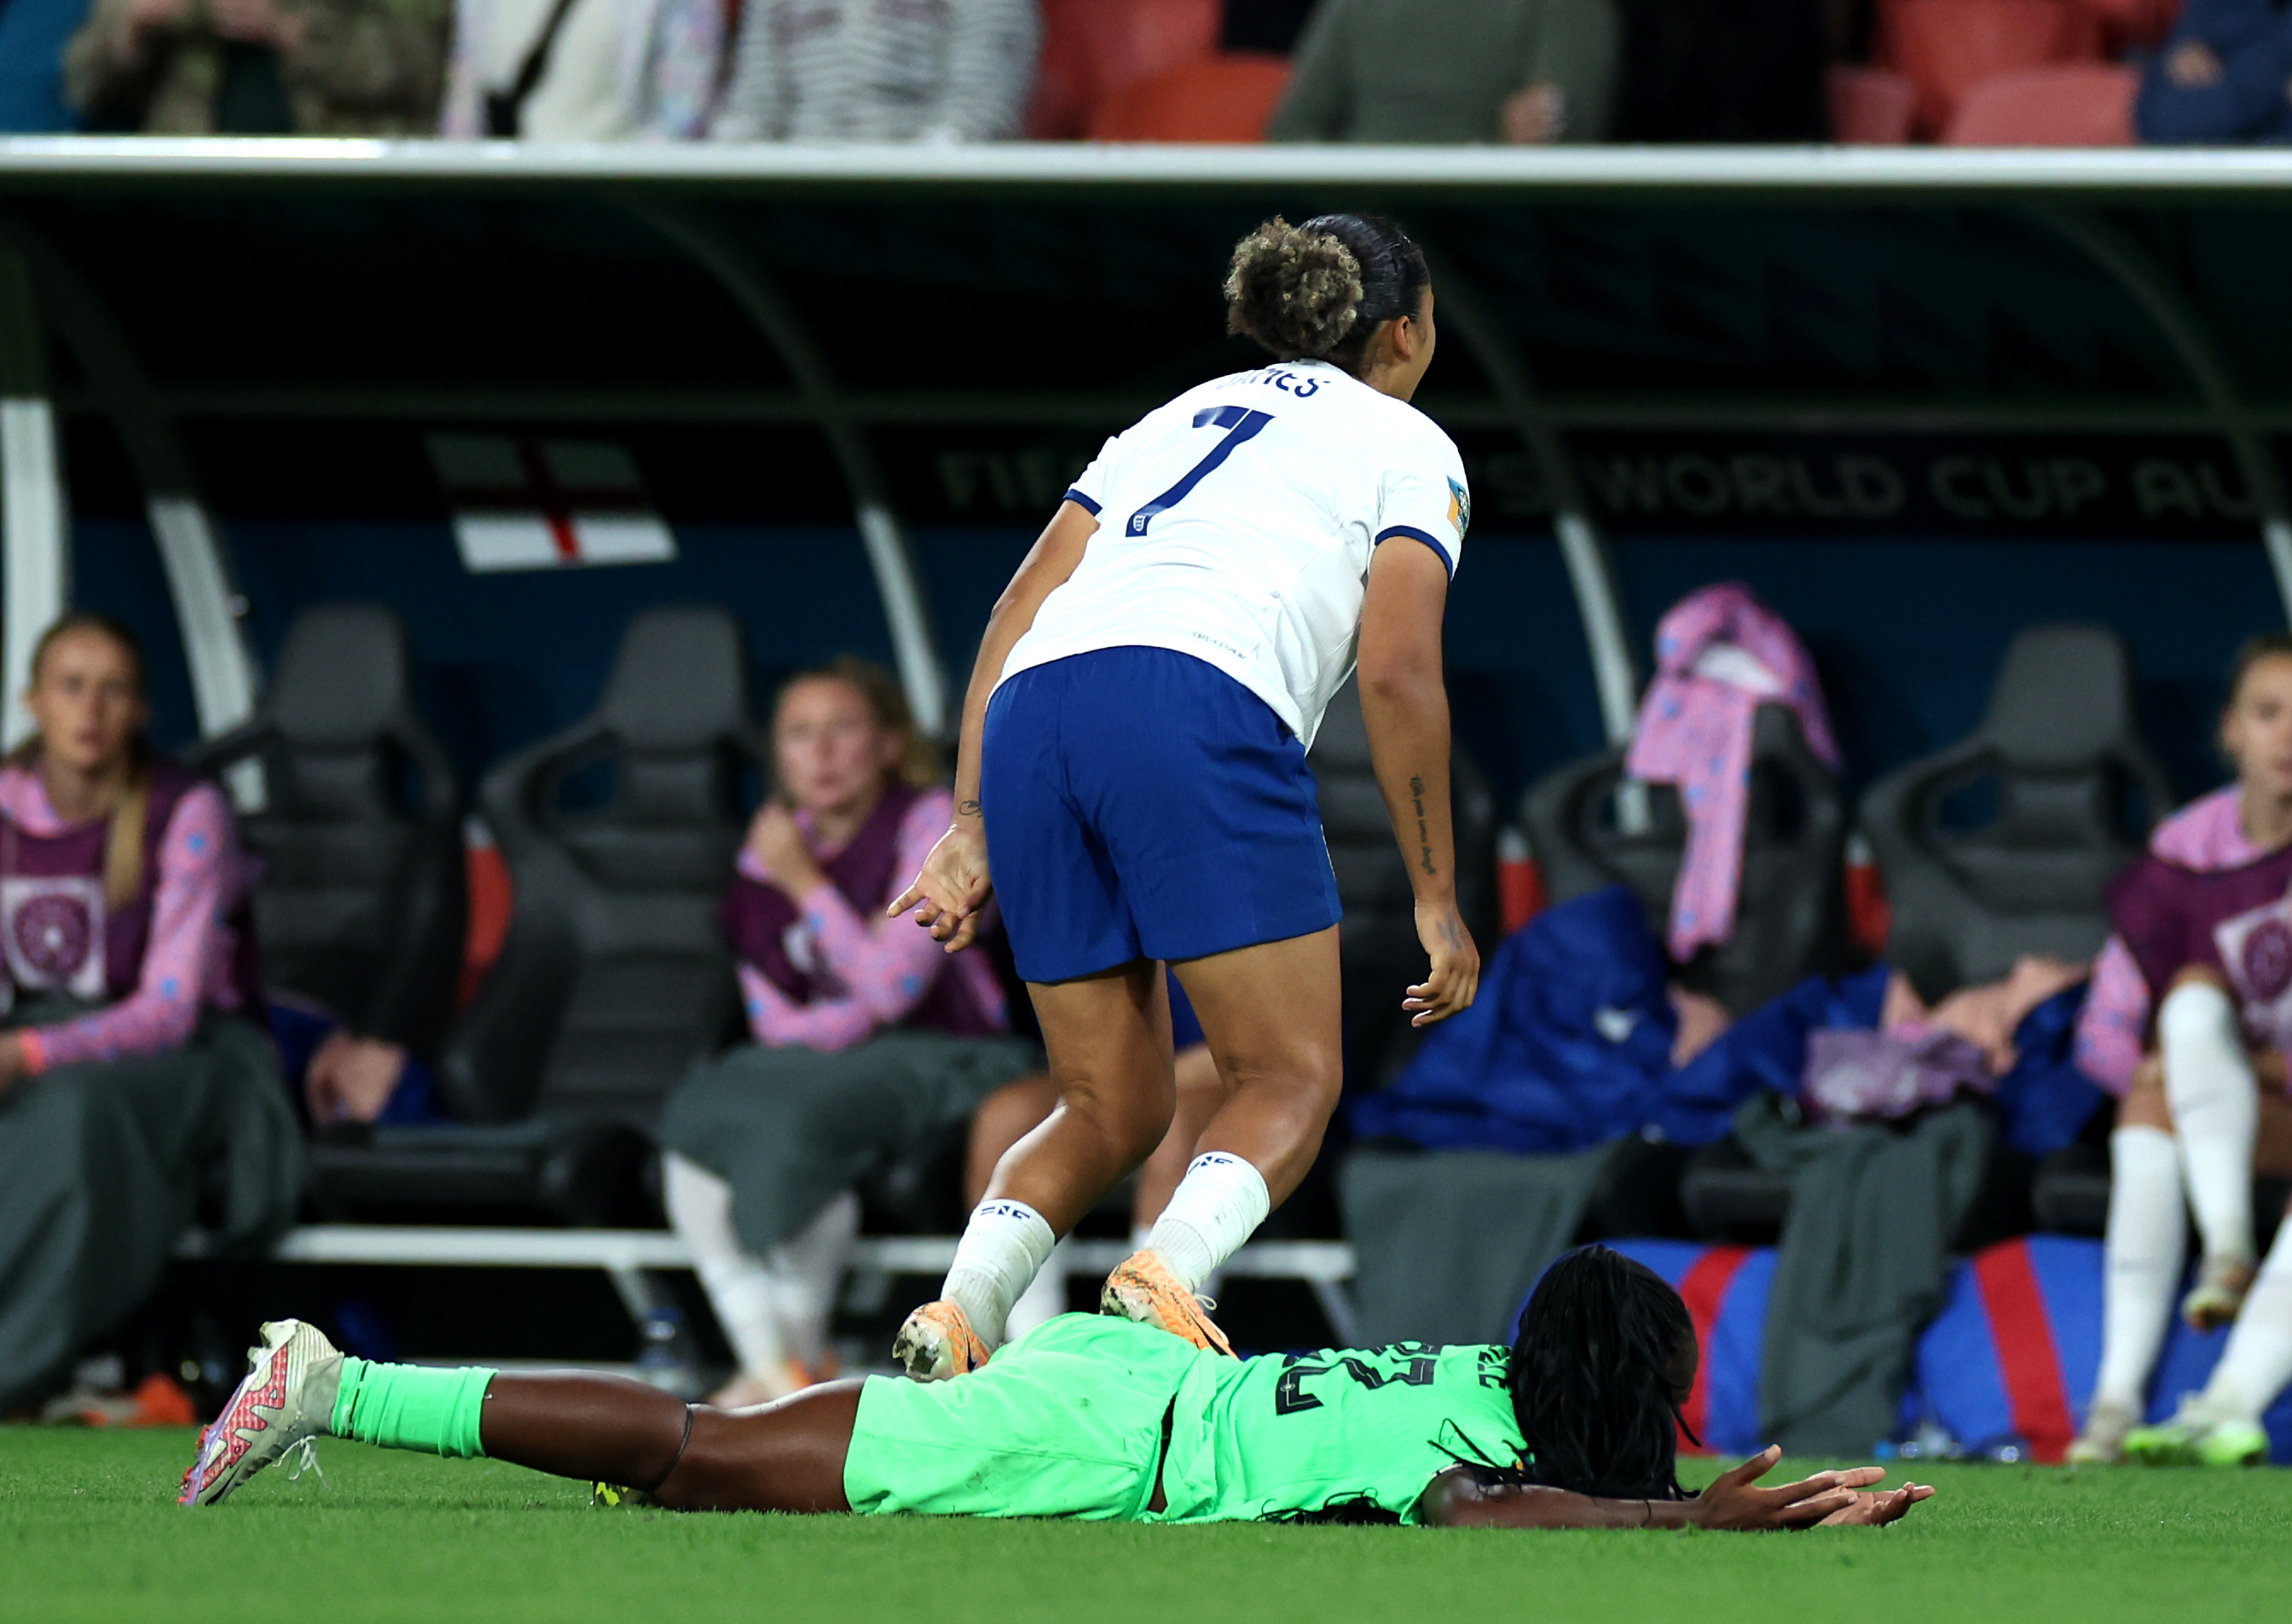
{"left": 1408, "top": 775, "right": 1437, "bottom": 877}
{"left": 957, "top": 799, "right": 983, "bottom": 818}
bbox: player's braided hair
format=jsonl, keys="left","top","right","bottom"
{"left": 1507, "top": 1245, "right": 1695, "bottom": 1501}
{"left": 1223, "top": 212, "right": 1429, "bottom": 376}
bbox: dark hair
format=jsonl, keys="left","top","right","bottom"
{"left": 1223, "top": 212, "right": 1431, "bottom": 376}
{"left": 773, "top": 654, "right": 938, "bottom": 790}
{"left": 1508, "top": 1245, "right": 1695, "bottom": 1501}
{"left": 2227, "top": 633, "right": 2292, "bottom": 703}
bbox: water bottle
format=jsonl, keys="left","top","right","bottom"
{"left": 634, "top": 1307, "right": 696, "bottom": 1398}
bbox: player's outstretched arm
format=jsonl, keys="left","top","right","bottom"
{"left": 890, "top": 500, "right": 1095, "bottom": 952}
{"left": 1420, "top": 1448, "right": 1932, "bottom": 1531}
{"left": 1357, "top": 535, "right": 1479, "bottom": 1026}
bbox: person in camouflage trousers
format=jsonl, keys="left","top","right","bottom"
{"left": 66, "top": 0, "right": 447, "bottom": 134}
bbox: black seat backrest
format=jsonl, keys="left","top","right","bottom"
{"left": 195, "top": 603, "right": 465, "bottom": 1060}
{"left": 1861, "top": 623, "right": 2172, "bottom": 1000}
{"left": 1308, "top": 676, "right": 1499, "bottom": 1090}
{"left": 440, "top": 607, "right": 761, "bottom": 1129}
{"left": 1521, "top": 703, "right": 1847, "bottom": 1014}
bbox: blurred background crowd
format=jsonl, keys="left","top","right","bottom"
{"left": 0, "top": 0, "right": 2289, "bottom": 150}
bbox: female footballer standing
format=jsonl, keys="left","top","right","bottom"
{"left": 888, "top": 212, "right": 1481, "bottom": 1377}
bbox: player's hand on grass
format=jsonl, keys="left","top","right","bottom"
{"left": 1814, "top": 1482, "right": 1934, "bottom": 1527}
{"left": 1404, "top": 900, "right": 1479, "bottom": 1026}
{"left": 889, "top": 819, "right": 993, "bottom": 952}
{"left": 1687, "top": 1448, "right": 1896, "bottom": 1531}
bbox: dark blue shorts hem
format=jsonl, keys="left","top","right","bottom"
{"left": 981, "top": 647, "right": 1342, "bottom": 987}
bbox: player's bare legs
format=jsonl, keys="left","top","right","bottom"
{"left": 482, "top": 1373, "right": 861, "bottom": 1513}
{"left": 1165, "top": 927, "right": 1343, "bottom": 1205}
{"left": 1079, "top": 929, "right": 1343, "bottom": 1351}
{"left": 966, "top": 1049, "right": 1235, "bottom": 1222}
{"left": 988, "top": 961, "right": 1179, "bottom": 1230}
{"left": 900, "top": 939, "right": 1345, "bottom": 1369}
{"left": 893, "top": 962, "right": 1178, "bottom": 1377}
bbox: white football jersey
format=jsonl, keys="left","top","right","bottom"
{"left": 998, "top": 360, "right": 1469, "bottom": 749}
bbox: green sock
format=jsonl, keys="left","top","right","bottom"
{"left": 329, "top": 1357, "right": 496, "bottom": 1459}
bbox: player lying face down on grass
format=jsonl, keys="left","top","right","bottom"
{"left": 881, "top": 211, "right": 1485, "bottom": 1382}
{"left": 182, "top": 1246, "right": 1930, "bottom": 1529}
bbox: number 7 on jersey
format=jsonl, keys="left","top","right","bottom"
{"left": 1126, "top": 407, "right": 1275, "bottom": 536}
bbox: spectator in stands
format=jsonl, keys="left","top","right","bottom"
{"left": 1269, "top": 0, "right": 1619, "bottom": 144}
{"left": 964, "top": 980, "right": 1230, "bottom": 1342}
{"left": 0, "top": 0, "right": 93, "bottom": 130}
{"left": 658, "top": 657, "right": 1041, "bottom": 1408}
{"left": 65, "top": 0, "right": 448, "bottom": 133}
{"left": 2134, "top": 0, "right": 2292, "bottom": 144}
{"left": 2068, "top": 634, "right": 2292, "bottom": 1465}
{"left": 437, "top": 0, "right": 729, "bottom": 139}
{"left": 710, "top": 0, "right": 1039, "bottom": 142}
{"left": 0, "top": 614, "right": 300, "bottom": 1416}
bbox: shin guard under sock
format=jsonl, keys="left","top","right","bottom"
{"left": 330, "top": 1358, "right": 495, "bottom": 1459}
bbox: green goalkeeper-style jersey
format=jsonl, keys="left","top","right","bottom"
{"left": 842, "top": 1316, "right": 1525, "bottom": 1526}
{"left": 1158, "top": 1338, "right": 1527, "bottom": 1525}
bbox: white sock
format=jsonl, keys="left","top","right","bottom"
{"left": 2158, "top": 981, "right": 2259, "bottom": 1265}
{"left": 1002, "top": 1237, "right": 1071, "bottom": 1344}
{"left": 768, "top": 1190, "right": 860, "bottom": 1370}
{"left": 940, "top": 1199, "right": 1056, "bottom": 1349}
{"left": 2094, "top": 1126, "right": 2187, "bottom": 1410}
{"left": 1144, "top": 1153, "right": 1270, "bottom": 1293}
{"left": 2203, "top": 1217, "right": 2292, "bottom": 1425}
{"left": 663, "top": 1153, "right": 788, "bottom": 1380}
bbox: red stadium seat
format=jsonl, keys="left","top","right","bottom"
{"left": 1088, "top": 53, "right": 1293, "bottom": 142}
{"left": 1878, "top": 0, "right": 2104, "bottom": 136}
{"left": 2065, "top": 0, "right": 2180, "bottom": 51}
{"left": 1026, "top": 0, "right": 1223, "bottom": 138}
{"left": 1826, "top": 64, "right": 1919, "bottom": 142}
{"left": 1945, "top": 63, "right": 2138, "bottom": 143}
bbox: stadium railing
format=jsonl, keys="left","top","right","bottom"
{"left": 175, "top": 1226, "right": 1364, "bottom": 1346}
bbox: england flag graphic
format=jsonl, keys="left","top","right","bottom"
{"left": 426, "top": 435, "right": 677, "bottom": 573}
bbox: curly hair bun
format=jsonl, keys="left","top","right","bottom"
{"left": 1223, "top": 216, "right": 1363, "bottom": 362}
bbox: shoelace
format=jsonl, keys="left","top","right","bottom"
{"left": 283, "top": 1437, "right": 326, "bottom": 1488}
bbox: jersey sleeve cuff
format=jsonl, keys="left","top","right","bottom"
{"left": 1375, "top": 525, "right": 1456, "bottom": 577}
{"left": 1063, "top": 488, "right": 1103, "bottom": 516}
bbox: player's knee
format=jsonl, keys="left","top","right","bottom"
{"left": 2157, "top": 975, "right": 2237, "bottom": 1053}
{"left": 2118, "top": 1064, "right": 2173, "bottom": 1133}
{"left": 1220, "top": 1040, "right": 1341, "bottom": 1114}
{"left": 1058, "top": 1075, "right": 1175, "bottom": 1165}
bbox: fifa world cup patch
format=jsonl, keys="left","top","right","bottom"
{"left": 1446, "top": 477, "right": 1472, "bottom": 541}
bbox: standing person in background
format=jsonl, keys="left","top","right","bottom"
{"left": 1269, "top": 0, "right": 1618, "bottom": 145}
{"left": 66, "top": 0, "right": 447, "bottom": 133}
{"left": 0, "top": 614, "right": 300, "bottom": 1414}
{"left": 437, "top": 0, "right": 732, "bottom": 139}
{"left": 2068, "top": 634, "right": 2292, "bottom": 1465}
{"left": 888, "top": 212, "right": 1479, "bottom": 1383}
{"left": 709, "top": 0, "right": 1037, "bottom": 142}
{"left": 658, "top": 657, "right": 1041, "bottom": 1409}
{"left": 2134, "top": 0, "right": 2292, "bottom": 145}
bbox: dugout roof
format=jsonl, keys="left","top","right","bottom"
{"left": 3, "top": 140, "right": 2291, "bottom": 749}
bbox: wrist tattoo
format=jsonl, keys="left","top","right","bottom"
{"left": 1408, "top": 774, "right": 1437, "bottom": 877}
{"left": 957, "top": 799, "right": 982, "bottom": 818}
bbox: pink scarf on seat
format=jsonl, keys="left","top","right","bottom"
{"left": 1624, "top": 583, "right": 1838, "bottom": 961}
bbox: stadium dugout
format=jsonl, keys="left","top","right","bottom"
{"left": 6, "top": 139, "right": 2292, "bottom": 1355}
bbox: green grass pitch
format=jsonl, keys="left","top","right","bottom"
{"left": 7, "top": 1430, "right": 2292, "bottom": 1624}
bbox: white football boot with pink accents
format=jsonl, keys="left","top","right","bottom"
{"left": 179, "top": 1320, "right": 344, "bottom": 1507}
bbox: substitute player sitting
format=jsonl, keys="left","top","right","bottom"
{"left": 181, "top": 1246, "right": 1930, "bottom": 1530}
{"left": 888, "top": 212, "right": 1484, "bottom": 1378}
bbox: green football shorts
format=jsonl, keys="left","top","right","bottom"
{"left": 843, "top": 1315, "right": 1217, "bottom": 1519}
